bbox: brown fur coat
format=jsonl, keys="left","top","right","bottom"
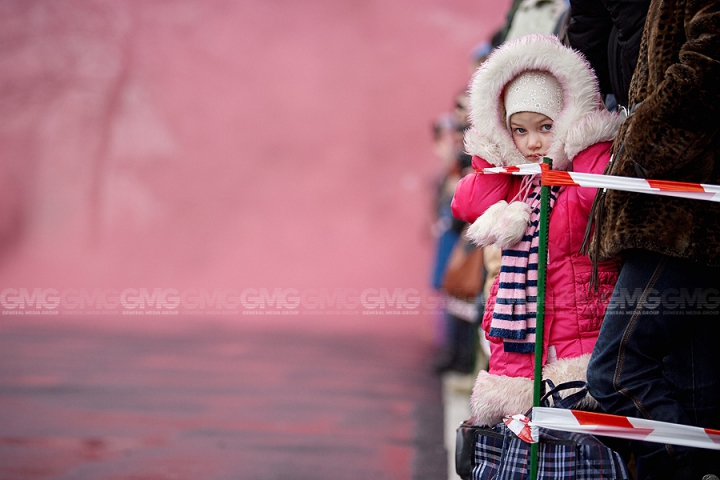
{"left": 592, "top": 0, "right": 720, "bottom": 267}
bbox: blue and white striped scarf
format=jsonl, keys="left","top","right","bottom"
{"left": 488, "top": 179, "right": 563, "bottom": 353}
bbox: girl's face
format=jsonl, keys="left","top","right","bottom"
{"left": 509, "top": 112, "right": 554, "bottom": 162}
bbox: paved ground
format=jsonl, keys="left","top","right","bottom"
{"left": 442, "top": 374, "right": 473, "bottom": 480}
{"left": 0, "top": 315, "right": 447, "bottom": 480}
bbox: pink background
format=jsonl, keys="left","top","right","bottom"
{"left": 0, "top": 0, "right": 509, "bottom": 298}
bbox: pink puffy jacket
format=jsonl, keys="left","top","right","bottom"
{"left": 456, "top": 35, "right": 624, "bottom": 425}
{"left": 452, "top": 143, "right": 621, "bottom": 379}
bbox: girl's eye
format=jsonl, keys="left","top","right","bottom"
{"left": 541, "top": 124, "right": 553, "bottom": 132}
{"left": 513, "top": 127, "right": 526, "bottom": 134}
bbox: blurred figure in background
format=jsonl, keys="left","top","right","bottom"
{"left": 428, "top": 109, "right": 464, "bottom": 304}
{"left": 429, "top": 90, "right": 482, "bottom": 375}
{"left": 493, "top": 0, "right": 569, "bottom": 46}
{"left": 429, "top": 41, "right": 502, "bottom": 376}
{"left": 503, "top": 0, "right": 569, "bottom": 42}
{"left": 468, "top": 41, "right": 492, "bottom": 76}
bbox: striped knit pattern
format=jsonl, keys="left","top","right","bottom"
{"left": 489, "top": 181, "right": 563, "bottom": 353}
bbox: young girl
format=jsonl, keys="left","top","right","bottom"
{"left": 451, "top": 34, "right": 622, "bottom": 426}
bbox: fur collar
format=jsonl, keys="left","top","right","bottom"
{"left": 464, "top": 34, "right": 622, "bottom": 171}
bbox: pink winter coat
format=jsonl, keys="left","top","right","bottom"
{"left": 452, "top": 142, "right": 621, "bottom": 379}
{"left": 455, "top": 35, "right": 624, "bottom": 426}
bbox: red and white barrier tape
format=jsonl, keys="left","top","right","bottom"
{"left": 486, "top": 161, "right": 720, "bottom": 448}
{"left": 476, "top": 163, "right": 720, "bottom": 203}
{"left": 504, "top": 414, "right": 538, "bottom": 443}
{"left": 476, "top": 164, "right": 543, "bottom": 175}
{"left": 505, "top": 408, "right": 720, "bottom": 450}
{"left": 542, "top": 169, "right": 720, "bottom": 203}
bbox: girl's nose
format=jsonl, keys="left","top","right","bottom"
{"left": 528, "top": 133, "right": 541, "bottom": 149}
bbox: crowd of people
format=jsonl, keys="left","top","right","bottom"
{"left": 427, "top": 0, "right": 720, "bottom": 478}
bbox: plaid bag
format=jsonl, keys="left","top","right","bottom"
{"left": 456, "top": 381, "right": 631, "bottom": 480}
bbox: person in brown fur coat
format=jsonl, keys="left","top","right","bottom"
{"left": 586, "top": 0, "right": 720, "bottom": 478}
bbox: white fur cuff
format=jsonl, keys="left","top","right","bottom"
{"left": 470, "top": 371, "right": 533, "bottom": 426}
{"left": 469, "top": 354, "right": 599, "bottom": 426}
{"left": 465, "top": 200, "right": 530, "bottom": 249}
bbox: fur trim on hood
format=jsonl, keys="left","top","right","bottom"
{"left": 470, "top": 353, "right": 598, "bottom": 426}
{"left": 464, "top": 34, "right": 622, "bottom": 172}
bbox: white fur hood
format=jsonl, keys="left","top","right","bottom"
{"left": 464, "top": 34, "right": 622, "bottom": 171}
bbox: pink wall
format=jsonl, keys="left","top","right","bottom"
{"left": 0, "top": 0, "right": 510, "bottom": 302}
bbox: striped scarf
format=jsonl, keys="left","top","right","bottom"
{"left": 489, "top": 179, "right": 563, "bottom": 353}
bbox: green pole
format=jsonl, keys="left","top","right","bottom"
{"left": 529, "top": 158, "right": 551, "bottom": 480}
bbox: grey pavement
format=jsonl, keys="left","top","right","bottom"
{"left": 0, "top": 315, "right": 448, "bottom": 480}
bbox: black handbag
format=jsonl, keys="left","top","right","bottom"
{"left": 456, "top": 381, "right": 631, "bottom": 480}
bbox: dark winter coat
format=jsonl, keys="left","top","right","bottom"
{"left": 566, "top": 0, "right": 651, "bottom": 107}
{"left": 592, "top": 0, "right": 720, "bottom": 267}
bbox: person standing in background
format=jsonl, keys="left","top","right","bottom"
{"left": 565, "top": 0, "right": 650, "bottom": 110}
{"left": 503, "top": 0, "right": 569, "bottom": 42}
{"left": 585, "top": 0, "right": 720, "bottom": 478}
{"left": 429, "top": 91, "right": 481, "bottom": 375}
